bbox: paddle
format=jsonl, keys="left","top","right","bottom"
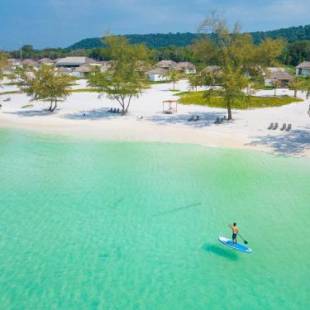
{"left": 228, "top": 225, "right": 248, "bottom": 244}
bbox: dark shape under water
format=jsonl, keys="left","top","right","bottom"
{"left": 154, "top": 202, "right": 202, "bottom": 216}
{"left": 202, "top": 243, "right": 239, "bottom": 261}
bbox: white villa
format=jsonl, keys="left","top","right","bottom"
{"left": 296, "top": 61, "right": 310, "bottom": 77}
{"left": 55, "top": 57, "right": 96, "bottom": 68}
{"left": 147, "top": 60, "right": 196, "bottom": 81}
{"left": 147, "top": 68, "right": 169, "bottom": 82}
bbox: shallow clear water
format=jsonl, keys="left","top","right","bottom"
{"left": 0, "top": 129, "right": 309, "bottom": 309}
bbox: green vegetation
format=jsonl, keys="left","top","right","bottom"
{"left": 177, "top": 91, "right": 303, "bottom": 109}
{"left": 70, "top": 88, "right": 101, "bottom": 93}
{"left": 21, "top": 104, "right": 34, "bottom": 109}
{"left": 6, "top": 25, "right": 310, "bottom": 67}
{"left": 0, "top": 52, "right": 8, "bottom": 91}
{"left": 17, "top": 65, "right": 74, "bottom": 112}
{"left": 69, "top": 25, "right": 310, "bottom": 50}
{"left": 192, "top": 14, "right": 285, "bottom": 119}
{"left": 0, "top": 90, "right": 20, "bottom": 95}
{"left": 88, "top": 36, "right": 150, "bottom": 114}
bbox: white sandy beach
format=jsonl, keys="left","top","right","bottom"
{"left": 0, "top": 79, "right": 309, "bottom": 156}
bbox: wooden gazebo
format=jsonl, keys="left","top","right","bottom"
{"left": 162, "top": 100, "right": 178, "bottom": 114}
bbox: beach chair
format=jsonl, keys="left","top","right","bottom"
{"left": 268, "top": 123, "right": 274, "bottom": 130}
{"left": 286, "top": 124, "right": 292, "bottom": 131}
{"left": 193, "top": 115, "right": 200, "bottom": 121}
{"left": 280, "top": 123, "right": 286, "bottom": 131}
{"left": 188, "top": 115, "right": 194, "bottom": 121}
{"left": 214, "top": 117, "right": 220, "bottom": 124}
{"left": 273, "top": 123, "right": 278, "bottom": 130}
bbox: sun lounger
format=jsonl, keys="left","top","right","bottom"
{"left": 214, "top": 117, "right": 220, "bottom": 124}
{"left": 273, "top": 122, "right": 278, "bottom": 130}
{"left": 286, "top": 124, "right": 292, "bottom": 131}
{"left": 280, "top": 123, "right": 286, "bottom": 131}
{"left": 193, "top": 115, "right": 200, "bottom": 121}
{"left": 268, "top": 123, "right": 274, "bottom": 130}
{"left": 188, "top": 116, "right": 194, "bottom": 121}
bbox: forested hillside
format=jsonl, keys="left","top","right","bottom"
{"left": 69, "top": 33, "right": 204, "bottom": 50}
{"left": 69, "top": 25, "right": 310, "bottom": 50}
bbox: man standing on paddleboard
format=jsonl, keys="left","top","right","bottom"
{"left": 230, "top": 223, "right": 239, "bottom": 244}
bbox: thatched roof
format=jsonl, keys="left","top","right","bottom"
{"left": 156, "top": 60, "right": 177, "bottom": 69}
{"left": 147, "top": 68, "right": 168, "bottom": 75}
{"left": 175, "top": 62, "right": 196, "bottom": 71}
{"left": 268, "top": 71, "right": 293, "bottom": 81}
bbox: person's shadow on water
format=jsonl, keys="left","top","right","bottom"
{"left": 202, "top": 243, "right": 239, "bottom": 261}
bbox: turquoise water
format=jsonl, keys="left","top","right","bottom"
{"left": 0, "top": 129, "right": 309, "bottom": 309}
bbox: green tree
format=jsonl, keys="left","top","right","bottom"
{"left": 271, "top": 80, "right": 281, "bottom": 97}
{"left": 221, "top": 66, "right": 249, "bottom": 119}
{"left": 88, "top": 36, "right": 150, "bottom": 114}
{"left": 195, "top": 15, "right": 285, "bottom": 119}
{"left": 188, "top": 73, "right": 205, "bottom": 91}
{"left": 0, "top": 52, "right": 8, "bottom": 81}
{"left": 288, "top": 77, "right": 304, "bottom": 97}
{"left": 168, "top": 69, "right": 181, "bottom": 90}
{"left": 301, "top": 77, "right": 310, "bottom": 99}
{"left": 18, "top": 65, "right": 74, "bottom": 112}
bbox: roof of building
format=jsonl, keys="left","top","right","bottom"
{"left": 269, "top": 71, "right": 293, "bottom": 81}
{"left": 202, "top": 65, "right": 221, "bottom": 72}
{"left": 267, "top": 67, "right": 285, "bottom": 73}
{"left": 147, "top": 68, "right": 168, "bottom": 75}
{"left": 156, "top": 60, "right": 177, "bottom": 68}
{"left": 296, "top": 61, "right": 310, "bottom": 69}
{"left": 22, "top": 59, "right": 38, "bottom": 66}
{"left": 39, "top": 58, "right": 54, "bottom": 64}
{"left": 56, "top": 57, "right": 95, "bottom": 66}
{"left": 75, "top": 65, "right": 93, "bottom": 73}
{"left": 175, "top": 62, "right": 196, "bottom": 70}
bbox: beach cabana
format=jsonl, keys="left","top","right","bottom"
{"left": 162, "top": 100, "right": 178, "bottom": 114}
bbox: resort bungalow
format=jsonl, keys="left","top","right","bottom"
{"left": 72, "top": 65, "right": 94, "bottom": 78}
{"left": 55, "top": 57, "right": 96, "bottom": 68}
{"left": 265, "top": 69, "right": 293, "bottom": 87}
{"left": 22, "top": 59, "right": 38, "bottom": 68}
{"left": 296, "top": 61, "right": 310, "bottom": 77}
{"left": 156, "top": 60, "right": 177, "bottom": 70}
{"left": 147, "top": 68, "right": 169, "bottom": 82}
{"left": 175, "top": 62, "right": 196, "bottom": 74}
{"left": 202, "top": 65, "right": 222, "bottom": 74}
{"left": 39, "top": 58, "right": 55, "bottom": 66}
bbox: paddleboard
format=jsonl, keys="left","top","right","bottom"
{"left": 218, "top": 236, "right": 252, "bottom": 254}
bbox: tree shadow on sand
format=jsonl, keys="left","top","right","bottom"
{"left": 248, "top": 128, "right": 310, "bottom": 156}
{"left": 202, "top": 243, "right": 239, "bottom": 261}
{"left": 63, "top": 108, "right": 121, "bottom": 121}
{"left": 148, "top": 112, "right": 225, "bottom": 128}
{"left": 5, "top": 109, "right": 56, "bottom": 117}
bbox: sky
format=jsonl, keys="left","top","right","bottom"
{"left": 0, "top": 0, "right": 309, "bottom": 50}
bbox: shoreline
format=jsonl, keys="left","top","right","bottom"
{"left": 1, "top": 113, "right": 309, "bottom": 158}
{"left": 0, "top": 80, "right": 309, "bottom": 157}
